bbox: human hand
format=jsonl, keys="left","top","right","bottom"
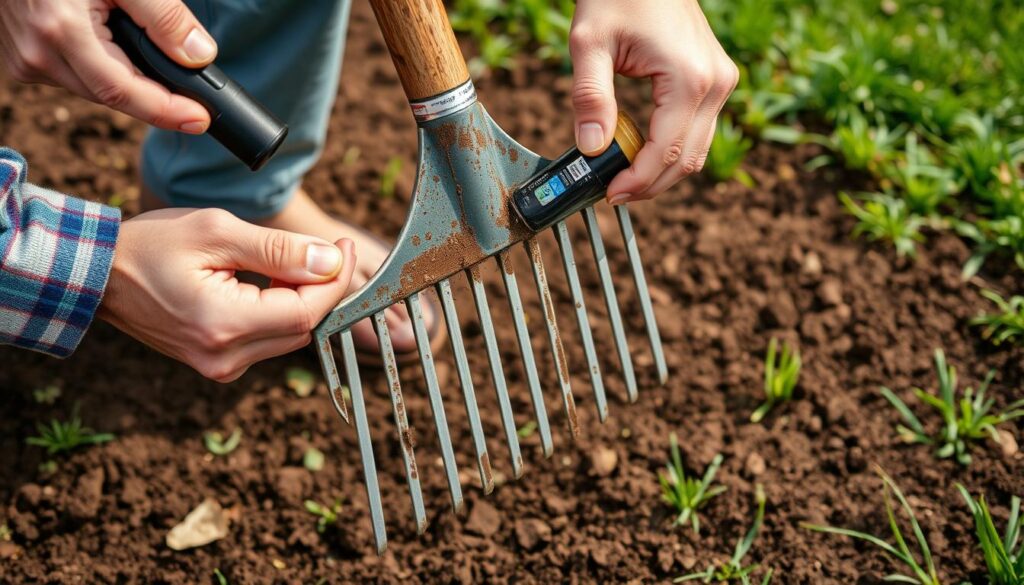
{"left": 99, "top": 208, "right": 356, "bottom": 382}
{"left": 0, "top": 0, "right": 217, "bottom": 133}
{"left": 569, "top": 0, "right": 739, "bottom": 203}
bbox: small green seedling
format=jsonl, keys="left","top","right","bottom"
{"left": 957, "top": 485, "right": 1022, "bottom": 585}
{"left": 751, "top": 338, "right": 801, "bottom": 423}
{"left": 26, "top": 405, "right": 115, "bottom": 455}
{"left": 38, "top": 460, "right": 57, "bottom": 475}
{"left": 884, "top": 134, "right": 958, "bottom": 217}
{"left": 706, "top": 116, "right": 754, "bottom": 186}
{"left": 675, "top": 484, "right": 773, "bottom": 584}
{"left": 881, "top": 349, "right": 1024, "bottom": 466}
{"left": 341, "top": 145, "right": 361, "bottom": 167}
{"left": 204, "top": 428, "right": 242, "bottom": 457}
{"left": 971, "top": 290, "right": 1024, "bottom": 346}
{"left": 304, "top": 499, "right": 342, "bottom": 533}
{"left": 0, "top": 521, "right": 11, "bottom": 542}
{"left": 804, "top": 468, "right": 940, "bottom": 585}
{"left": 379, "top": 156, "right": 404, "bottom": 199}
{"left": 840, "top": 192, "right": 925, "bottom": 258}
{"left": 517, "top": 420, "right": 538, "bottom": 439}
{"left": 303, "top": 447, "right": 325, "bottom": 472}
{"left": 32, "top": 384, "right": 61, "bottom": 405}
{"left": 658, "top": 433, "right": 726, "bottom": 533}
{"left": 213, "top": 568, "right": 229, "bottom": 585}
{"left": 285, "top": 367, "right": 316, "bottom": 398}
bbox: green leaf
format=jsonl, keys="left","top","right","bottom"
{"left": 285, "top": 367, "right": 316, "bottom": 397}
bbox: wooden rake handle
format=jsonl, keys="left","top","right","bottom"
{"left": 369, "top": 0, "right": 470, "bottom": 102}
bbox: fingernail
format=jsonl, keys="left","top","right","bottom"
{"left": 179, "top": 121, "right": 207, "bottom": 134}
{"left": 183, "top": 28, "right": 216, "bottom": 63}
{"left": 578, "top": 122, "right": 605, "bottom": 154}
{"left": 306, "top": 243, "right": 342, "bottom": 277}
{"left": 609, "top": 193, "right": 631, "bottom": 205}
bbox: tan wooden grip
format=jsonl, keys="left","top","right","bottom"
{"left": 369, "top": 0, "right": 470, "bottom": 101}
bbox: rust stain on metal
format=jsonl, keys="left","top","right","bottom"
{"left": 509, "top": 147, "right": 519, "bottom": 163}
{"left": 498, "top": 250, "right": 515, "bottom": 275}
{"left": 402, "top": 427, "right": 418, "bottom": 479}
{"left": 566, "top": 393, "right": 579, "bottom": 438}
{"left": 399, "top": 229, "right": 485, "bottom": 297}
{"left": 425, "top": 231, "right": 432, "bottom": 241}
{"left": 412, "top": 235, "right": 421, "bottom": 246}
{"left": 361, "top": 301, "right": 370, "bottom": 310}
{"left": 479, "top": 452, "right": 494, "bottom": 489}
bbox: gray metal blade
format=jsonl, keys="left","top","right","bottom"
{"left": 372, "top": 312, "right": 428, "bottom": 533}
{"left": 315, "top": 334, "right": 348, "bottom": 424}
{"left": 467, "top": 265, "right": 524, "bottom": 479}
{"left": 497, "top": 250, "right": 553, "bottom": 457}
{"left": 407, "top": 292, "right": 463, "bottom": 514}
{"left": 553, "top": 221, "right": 608, "bottom": 421}
{"left": 615, "top": 205, "right": 668, "bottom": 385}
{"left": 524, "top": 237, "right": 579, "bottom": 438}
{"left": 436, "top": 278, "right": 494, "bottom": 494}
{"left": 582, "top": 207, "right": 638, "bottom": 403}
{"left": 339, "top": 330, "right": 386, "bottom": 554}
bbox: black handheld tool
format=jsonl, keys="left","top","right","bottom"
{"left": 107, "top": 9, "right": 288, "bottom": 171}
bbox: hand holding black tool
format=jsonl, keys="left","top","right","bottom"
{"left": 107, "top": 9, "right": 287, "bottom": 171}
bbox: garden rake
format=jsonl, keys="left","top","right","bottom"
{"left": 314, "top": 0, "right": 668, "bottom": 554}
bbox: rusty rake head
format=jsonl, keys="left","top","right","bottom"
{"left": 313, "top": 93, "right": 667, "bottom": 554}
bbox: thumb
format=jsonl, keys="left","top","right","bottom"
{"left": 222, "top": 221, "right": 346, "bottom": 285}
{"left": 116, "top": 0, "right": 218, "bottom": 67}
{"left": 571, "top": 43, "right": 618, "bottom": 156}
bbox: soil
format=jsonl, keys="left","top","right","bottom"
{"left": 1, "top": 2, "right": 1022, "bottom": 584}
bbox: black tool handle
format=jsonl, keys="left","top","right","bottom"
{"left": 107, "top": 9, "right": 288, "bottom": 171}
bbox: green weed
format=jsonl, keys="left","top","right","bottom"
{"left": 304, "top": 499, "right": 342, "bottom": 533}
{"left": 517, "top": 420, "right": 537, "bottom": 439}
{"left": 658, "top": 433, "right": 726, "bottom": 534}
{"left": 880, "top": 349, "right": 1023, "bottom": 466}
{"left": 303, "top": 447, "right": 325, "bottom": 472}
{"left": 675, "top": 484, "right": 773, "bottom": 584}
{"left": 706, "top": 116, "right": 754, "bottom": 186}
{"left": 971, "top": 290, "right": 1024, "bottom": 346}
{"left": 204, "top": 428, "right": 242, "bottom": 457}
{"left": 26, "top": 405, "right": 115, "bottom": 455}
{"left": 957, "top": 486, "right": 1023, "bottom": 585}
{"left": 840, "top": 192, "right": 925, "bottom": 258}
{"left": 751, "top": 338, "right": 801, "bottom": 423}
{"left": 379, "top": 156, "right": 404, "bottom": 199}
{"left": 804, "top": 468, "right": 940, "bottom": 585}
{"left": 32, "top": 384, "right": 61, "bottom": 405}
{"left": 884, "top": 134, "right": 959, "bottom": 216}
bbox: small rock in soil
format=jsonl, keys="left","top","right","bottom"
{"left": 801, "top": 251, "right": 823, "bottom": 278}
{"left": 165, "top": 498, "right": 229, "bottom": 551}
{"left": 544, "top": 493, "right": 575, "bottom": 515}
{"left": 465, "top": 500, "right": 501, "bottom": 537}
{"left": 514, "top": 518, "right": 552, "bottom": 550}
{"left": 817, "top": 278, "right": 843, "bottom": 306}
{"left": 657, "top": 547, "right": 674, "bottom": 572}
{"left": 846, "top": 446, "right": 867, "bottom": 472}
{"left": 997, "top": 429, "right": 1018, "bottom": 457}
{"left": 744, "top": 452, "right": 766, "bottom": 477}
{"left": 590, "top": 446, "right": 618, "bottom": 477}
{"left": 590, "top": 543, "right": 611, "bottom": 567}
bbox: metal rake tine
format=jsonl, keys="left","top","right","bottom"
{"left": 553, "top": 220, "right": 608, "bottom": 421}
{"left": 436, "top": 278, "right": 494, "bottom": 494}
{"left": 373, "top": 312, "right": 428, "bottom": 533}
{"left": 316, "top": 334, "right": 349, "bottom": 424}
{"left": 615, "top": 205, "right": 668, "bottom": 385}
{"left": 407, "top": 292, "right": 464, "bottom": 514}
{"left": 524, "top": 237, "right": 579, "bottom": 438}
{"left": 496, "top": 250, "right": 553, "bottom": 458}
{"left": 582, "top": 207, "right": 638, "bottom": 403}
{"left": 467, "top": 265, "right": 524, "bottom": 478}
{"left": 339, "top": 330, "right": 387, "bottom": 554}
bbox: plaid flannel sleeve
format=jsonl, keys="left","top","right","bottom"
{"left": 0, "top": 147, "right": 121, "bottom": 357}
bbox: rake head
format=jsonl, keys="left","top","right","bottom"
{"left": 313, "top": 91, "right": 667, "bottom": 553}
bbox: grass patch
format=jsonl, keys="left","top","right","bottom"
{"left": 658, "top": 433, "right": 726, "bottom": 534}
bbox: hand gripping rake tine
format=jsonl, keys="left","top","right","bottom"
{"left": 407, "top": 292, "right": 464, "bottom": 514}
{"left": 339, "top": 330, "right": 387, "bottom": 554}
{"left": 524, "top": 237, "right": 579, "bottom": 438}
{"left": 553, "top": 220, "right": 608, "bottom": 421}
{"left": 467, "top": 265, "right": 525, "bottom": 479}
{"left": 614, "top": 205, "right": 668, "bottom": 385}
{"left": 582, "top": 207, "right": 639, "bottom": 403}
{"left": 436, "top": 278, "right": 494, "bottom": 494}
{"left": 373, "top": 312, "right": 428, "bottom": 533}
{"left": 497, "top": 250, "right": 553, "bottom": 457}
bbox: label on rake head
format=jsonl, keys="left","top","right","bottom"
{"left": 410, "top": 80, "right": 478, "bottom": 123}
{"left": 535, "top": 156, "right": 592, "bottom": 206}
